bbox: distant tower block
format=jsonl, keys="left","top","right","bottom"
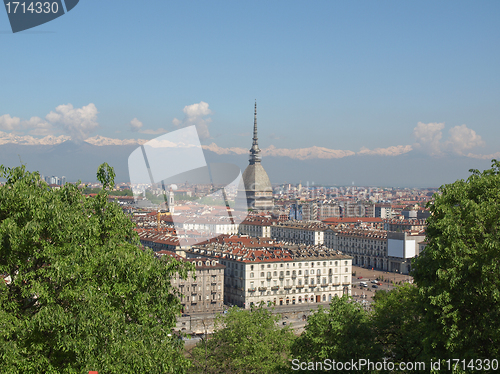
{"left": 241, "top": 101, "right": 274, "bottom": 211}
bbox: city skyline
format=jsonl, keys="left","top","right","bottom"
{"left": 1, "top": 1, "right": 499, "bottom": 186}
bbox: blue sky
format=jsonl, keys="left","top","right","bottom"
{"left": 1, "top": 1, "right": 500, "bottom": 165}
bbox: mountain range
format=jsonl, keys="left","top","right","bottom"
{"left": 0, "top": 140, "right": 492, "bottom": 187}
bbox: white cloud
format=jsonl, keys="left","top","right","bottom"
{"left": 445, "top": 124, "right": 485, "bottom": 155}
{"left": 22, "top": 116, "right": 53, "bottom": 136}
{"left": 0, "top": 114, "right": 21, "bottom": 131}
{"left": 412, "top": 121, "right": 486, "bottom": 157}
{"left": 358, "top": 145, "right": 413, "bottom": 156}
{"left": 172, "top": 101, "right": 212, "bottom": 139}
{"left": 46, "top": 103, "right": 99, "bottom": 140}
{"left": 412, "top": 122, "right": 445, "bottom": 156}
{"left": 130, "top": 118, "right": 143, "bottom": 132}
{"left": 467, "top": 152, "right": 500, "bottom": 160}
{"left": 129, "top": 117, "right": 166, "bottom": 135}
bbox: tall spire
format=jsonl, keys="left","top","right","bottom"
{"left": 249, "top": 100, "right": 261, "bottom": 164}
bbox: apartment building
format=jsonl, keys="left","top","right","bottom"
{"left": 325, "top": 228, "right": 426, "bottom": 274}
{"left": 238, "top": 216, "right": 276, "bottom": 238}
{"left": 160, "top": 253, "right": 225, "bottom": 314}
{"left": 384, "top": 218, "right": 427, "bottom": 232}
{"left": 187, "top": 243, "right": 352, "bottom": 308}
{"left": 270, "top": 221, "right": 328, "bottom": 246}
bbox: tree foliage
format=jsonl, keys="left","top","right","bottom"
{"left": 291, "top": 296, "right": 381, "bottom": 374}
{"left": 371, "top": 284, "right": 426, "bottom": 371}
{"left": 0, "top": 164, "right": 193, "bottom": 373}
{"left": 189, "top": 305, "right": 295, "bottom": 374}
{"left": 412, "top": 159, "right": 500, "bottom": 360}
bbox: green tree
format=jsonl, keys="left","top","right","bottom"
{"left": 371, "top": 284, "right": 426, "bottom": 372}
{"left": 412, "top": 160, "right": 500, "bottom": 361}
{"left": 0, "top": 164, "right": 193, "bottom": 373}
{"left": 189, "top": 305, "right": 295, "bottom": 373}
{"left": 290, "top": 296, "right": 381, "bottom": 374}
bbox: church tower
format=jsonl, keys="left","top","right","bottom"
{"left": 242, "top": 102, "right": 274, "bottom": 211}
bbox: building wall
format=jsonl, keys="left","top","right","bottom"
{"left": 220, "top": 257, "right": 352, "bottom": 308}
{"left": 172, "top": 259, "right": 225, "bottom": 314}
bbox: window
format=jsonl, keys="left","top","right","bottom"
{"left": 286, "top": 271, "right": 290, "bottom": 276}
{"left": 251, "top": 265, "right": 254, "bottom": 271}
{"left": 345, "top": 268, "right": 348, "bottom": 273}
{"left": 311, "top": 262, "right": 314, "bottom": 267}
{"left": 250, "top": 272, "right": 254, "bottom": 278}
{"left": 311, "top": 269, "right": 314, "bottom": 275}
{"left": 261, "top": 265, "right": 265, "bottom": 270}
{"left": 298, "top": 270, "right": 302, "bottom": 275}
{"left": 273, "top": 271, "right": 277, "bottom": 276}
{"left": 305, "top": 270, "right": 308, "bottom": 276}
{"left": 261, "top": 272, "right": 265, "bottom": 277}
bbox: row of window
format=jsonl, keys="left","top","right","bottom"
{"left": 249, "top": 267, "right": 349, "bottom": 278}
{"left": 248, "top": 275, "right": 349, "bottom": 288}
{"left": 222, "top": 260, "right": 350, "bottom": 271}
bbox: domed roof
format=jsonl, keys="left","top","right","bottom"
{"left": 242, "top": 162, "right": 272, "bottom": 192}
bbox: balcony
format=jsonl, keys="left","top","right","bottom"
{"left": 309, "top": 284, "right": 316, "bottom": 288}
{"left": 211, "top": 281, "right": 217, "bottom": 286}
{"left": 284, "top": 286, "right": 292, "bottom": 290}
{"left": 321, "top": 284, "right": 329, "bottom": 287}
{"left": 258, "top": 287, "right": 267, "bottom": 291}
{"left": 291, "top": 274, "right": 297, "bottom": 279}
{"left": 342, "top": 283, "right": 350, "bottom": 286}
{"left": 279, "top": 275, "right": 284, "bottom": 279}
{"left": 271, "top": 286, "right": 279, "bottom": 291}
{"left": 248, "top": 288, "right": 257, "bottom": 292}
{"left": 266, "top": 275, "right": 272, "bottom": 280}
{"left": 296, "top": 285, "right": 304, "bottom": 289}
{"left": 211, "top": 289, "right": 217, "bottom": 293}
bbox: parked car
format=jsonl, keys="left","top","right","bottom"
{"left": 357, "top": 276, "right": 363, "bottom": 279}
{"left": 372, "top": 285, "right": 378, "bottom": 288}
{"left": 371, "top": 280, "right": 377, "bottom": 284}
